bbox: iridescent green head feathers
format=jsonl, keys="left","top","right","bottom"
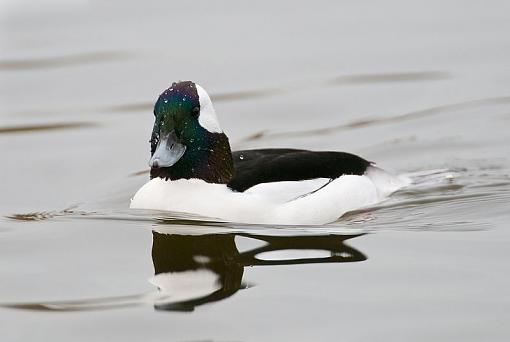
{"left": 149, "top": 81, "right": 233, "bottom": 183}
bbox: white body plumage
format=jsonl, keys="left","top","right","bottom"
{"left": 131, "top": 166, "right": 409, "bottom": 225}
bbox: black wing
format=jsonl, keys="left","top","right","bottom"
{"left": 228, "top": 148, "right": 371, "bottom": 192}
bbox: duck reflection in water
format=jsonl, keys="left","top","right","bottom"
{"left": 2, "top": 230, "right": 366, "bottom": 312}
{"left": 151, "top": 231, "right": 366, "bottom": 312}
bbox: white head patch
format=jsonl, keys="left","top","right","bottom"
{"left": 195, "top": 83, "right": 223, "bottom": 133}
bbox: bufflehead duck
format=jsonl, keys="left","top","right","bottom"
{"left": 131, "top": 81, "right": 408, "bottom": 224}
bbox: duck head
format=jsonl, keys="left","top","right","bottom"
{"left": 149, "top": 81, "right": 234, "bottom": 183}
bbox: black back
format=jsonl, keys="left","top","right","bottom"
{"left": 228, "top": 148, "right": 372, "bottom": 192}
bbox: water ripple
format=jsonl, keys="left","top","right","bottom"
{"left": 0, "top": 51, "right": 132, "bottom": 71}
{"left": 0, "top": 122, "right": 97, "bottom": 134}
{"left": 238, "top": 95, "right": 510, "bottom": 143}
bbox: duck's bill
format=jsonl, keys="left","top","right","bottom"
{"left": 149, "top": 131, "right": 186, "bottom": 168}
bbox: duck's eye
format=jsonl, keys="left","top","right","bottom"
{"left": 192, "top": 107, "right": 200, "bottom": 117}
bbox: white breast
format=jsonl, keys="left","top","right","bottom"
{"left": 130, "top": 166, "right": 409, "bottom": 225}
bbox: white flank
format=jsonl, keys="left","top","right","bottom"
{"left": 130, "top": 166, "right": 409, "bottom": 225}
{"left": 244, "top": 178, "right": 331, "bottom": 203}
{"left": 195, "top": 83, "right": 223, "bottom": 133}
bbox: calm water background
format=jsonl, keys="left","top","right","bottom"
{"left": 1, "top": 1, "right": 510, "bottom": 341}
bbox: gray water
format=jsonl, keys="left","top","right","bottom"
{"left": 1, "top": 1, "right": 510, "bottom": 341}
